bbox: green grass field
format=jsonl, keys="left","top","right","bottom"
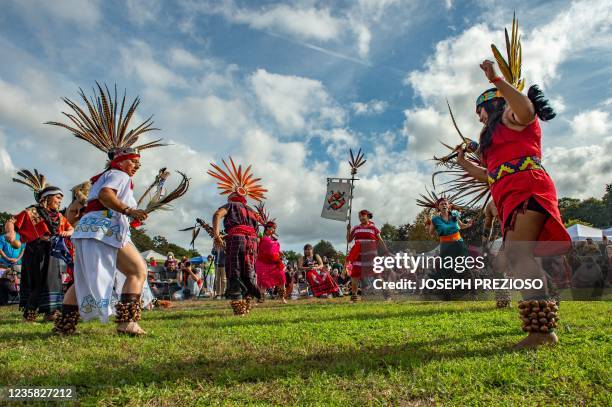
{"left": 0, "top": 299, "right": 610, "bottom": 406}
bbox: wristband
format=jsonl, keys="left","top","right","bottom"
{"left": 489, "top": 76, "right": 502, "bottom": 84}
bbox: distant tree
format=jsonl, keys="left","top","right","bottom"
{"left": 558, "top": 186, "right": 611, "bottom": 228}
{"left": 313, "top": 240, "right": 337, "bottom": 260}
{"left": 153, "top": 235, "right": 169, "bottom": 249}
{"left": 0, "top": 211, "right": 13, "bottom": 232}
{"left": 283, "top": 250, "right": 300, "bottom": 263}
{"left": 565, "top": 219, "right": 593, "bottom": 228}
{"left": 380, "top": 223, "right": 399, "bottom": 243}
{"left": 130, "top": 228, "right": 156, "bottom": 252}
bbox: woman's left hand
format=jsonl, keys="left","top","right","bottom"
{"left": 479, "top": 59, "right": 498, "bottom": 82}
{"left": 59, "top": 230, "right": 74, "bottom": 237}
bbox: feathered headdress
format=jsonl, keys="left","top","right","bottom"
{"left": 12, "top": 169, "right": 63, "bottom": 202}
{"left": 256, "top": 202, "right": 276, "bottom": 228}
{"left": 45, "top": 82, "right": 165, "bottom": 160}
{"left": 491, "top": 13, "right": 524, "bottom": 92}
{"left": 416, "top": 188, "right": 465, "bottom": 211}
{"left": 207, "top": 157, "right": 267, "bottom": 202}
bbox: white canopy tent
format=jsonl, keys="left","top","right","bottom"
{"left": 140, "top": 250, "right": 166, "bottom": 261}
{"left": 566, "top": 224, "right": 603, "bottom": 241}
{"left": 603, "top": 227, "right": 612, "bottom": 238}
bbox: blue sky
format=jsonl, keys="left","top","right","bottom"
{"left": 0, "top": 0, "right": 610, "bottom": 253}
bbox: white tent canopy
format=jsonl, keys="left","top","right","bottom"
{"left": 140, "top": 250, "right": 166, "bottom": 261}
{"left": 566, "top": 224, "right": 603, "bottom": 241}
{"left": 603, "top": 227, "right": 612, "bottom": 238}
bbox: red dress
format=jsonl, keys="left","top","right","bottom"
{"left": 255, "top": 235, "right": 286, "bottom": 290}
{"left": 482, "top": 119, "right": 571, "bottom": 256}
{"left": 346, "top": 222, "right": 380, "bottom": 279}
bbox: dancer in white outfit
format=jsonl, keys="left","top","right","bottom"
{"left": 46, "top": 84, "right": 165, "bottom": 336}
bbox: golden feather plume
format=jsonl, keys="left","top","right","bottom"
{"left": 207, "top": 157, "right": 267, "bottom": 202}
{"left": 491, "top": 13, "right": 525, "bottom": 91}
{"left": 45, "top": 82, "right": 165, "bottom": 154}
{"left": 12, "top": 169, "right": 47, "bottom": 201}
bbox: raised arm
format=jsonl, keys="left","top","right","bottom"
{"left": 480, "top": 60, "right": 535, "bottom": 125}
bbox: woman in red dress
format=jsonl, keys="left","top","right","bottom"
{"left": 299, "top": 244, "right": 340, "bottom": 298}
{"left": 456, "top": 54, "right": 570, "bottom": 348}
{"left": 345, "top": 209, "right": 390, "bottom": 302}
{"left": 255, "top": 221, "right": 287, "bottom": 303}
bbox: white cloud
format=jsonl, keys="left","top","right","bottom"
{"left": 250, "top": 69, "right": 345, "bottom": 134}
{"left": 205, "top": 2, "right": 342, "bottom": 42}
{"left": 569, "top": 110, "right": 610, "bottom": 140}
{"left": 351, "top": 99, "right": 387, "bottom": 115}
{"left": 544, "top": 136, "right": 612, "bottom": 199}
{"left": 120, "top": 40, "right": 187, "bottom": 88}
{"left": 12, "top": 0, "right": 101, "bottom": 26}
{"left": 169, "top": 48, "right": 202, "bottom": 68}
{"left": 127, "top": 0, "right": 162, "bottom": 26}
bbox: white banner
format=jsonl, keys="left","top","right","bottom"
{"left": 321, "top": 181, "right": 351, "bottom": 221}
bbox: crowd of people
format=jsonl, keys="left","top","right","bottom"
{"left": 2, "top": 14, "right": 611, "bottom": 351}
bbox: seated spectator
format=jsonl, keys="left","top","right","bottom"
{"left": 148, "top": 257, "right": 158, "bottom": 267}
{"left": 164, "top": 252, "right": 178, "bottom": 272}
{"left": 0, "top": 230, "right": 23, "bottom": 305}
{"left": 299, "top": 244, "right": 341, "bottom": 298}
{"left": 581, "top": 238, "right": 601, "bottom": 256}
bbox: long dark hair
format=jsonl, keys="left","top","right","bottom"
{"left": 478, "top": 85, "right": 556, "bottom": 156}
{"left": 478, "top": 90, "right": 506, "bottom": 155}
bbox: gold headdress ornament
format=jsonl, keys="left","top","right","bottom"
{"left": 432, "top": 102, "right": 491, "bottom": 209}
{"left": 45, "top": 82, "right": 165, "bottom": 158}
{"left": 207, "top": 157, "right": 267, "bottom": 201}
{"left": 491, "top": 13, "right": 525, "bottom": 92}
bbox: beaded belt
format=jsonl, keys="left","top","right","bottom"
{"left": 488, "top": 156, "right": 544, "bottom": 185}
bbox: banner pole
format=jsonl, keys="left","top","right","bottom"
{"left": 345, "top": 149, "right": 366, "bottom": 259}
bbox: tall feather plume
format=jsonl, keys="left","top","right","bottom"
{"left": 430, "top": 102, "right": 491, "bottom": 209}
{"left": 144, "top": 171, "right": 190, "bottom": 213}
{"left": 491, "top": 13, "right": 525, "bottom": 91}
{"left": 45, "top": 82, "right": 165, "bottom": 154}
{"left": 12, "top": 169, "right": 47, "bottom": 201}
{"left": 179, "top": 218, "right": 223, "bottom": 249}
{"left": 207, "top": 156, "right": 267, "bottom": 202}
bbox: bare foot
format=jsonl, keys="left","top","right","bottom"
{"left": 117, "top": 322, "right": 147, "bottom": 336}
{"left": 513, "top": 332, "right": 558, "bottom": 350}
{"left": 281, "top": 298, "right": 287, "bottom": 304}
